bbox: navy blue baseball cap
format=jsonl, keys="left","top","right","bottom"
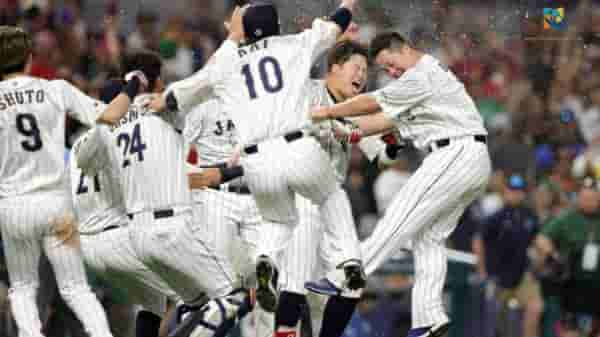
{"left": 507, "top": 174, "right": 527, "bottom": 191}
{"left": 243, "top": 1, "right": 280, "bottom": 43}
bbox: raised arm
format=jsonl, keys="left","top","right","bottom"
{"left": 96, "top": 71, "right": 148, "bottom": 125}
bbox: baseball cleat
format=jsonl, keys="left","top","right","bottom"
{"left": 304, "top": 278, "right": 342, "bottom": 296}
{"left": 425, "top": 321, "right": 451, "bottom": 337}
{"left": 255, "top": 255, "right": 278, "bottom": 312}
{"left": 344, "top": 264, "right": 366, "bottom": 290}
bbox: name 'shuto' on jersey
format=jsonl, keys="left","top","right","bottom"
{"left": 0, "top": 76, "right": 104, "bottom": 198}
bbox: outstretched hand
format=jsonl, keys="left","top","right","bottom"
{"left": 227, "top": 6, "right": 245, "bottom": 43}
{"left": 340, "top": 0, "right": 357, "bottom": 11}
{"left": 189, "top": 168, "right": 224, "bottom": 189}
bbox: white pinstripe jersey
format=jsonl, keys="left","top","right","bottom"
{"left": 371, "top": 54, "right": 487, "bottom": 151}
{"left": 183, "top": 98, "right": 238, "bottom": 166}
{"left": 184, "top": 80, "right": 385, "bottom": 184}
{"left": 76, "top": 94, "right": 190, "bottom": 214}
{"left": 0, "top": 75, "right": 105, "bottom": 198}
{"left": 309, "top": 80, "right": 386, "bottom": 182}
{"left": 69, "top": 131, "right": 126, "bottom": 235}
{"left": 213, "top": 19, "right": 340, "bottom": 146}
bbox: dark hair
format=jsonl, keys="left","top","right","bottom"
{"left": 370, "top": 32, "right": 409, "bottom": 60}
{"left": 122, "top": 50, "right": 162, "bottom": 92}
{"left": 327, "top": 41, "right": 369, "bottom": 69}
{"left": 0, "top": 26, "right": 32, "bottom": 77}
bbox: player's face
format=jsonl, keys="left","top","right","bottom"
{"left": 333, "top": 54, "right": 368, "bottom": 99}
{"left": 375, "top": 47, "right": 411, "bottom": 79}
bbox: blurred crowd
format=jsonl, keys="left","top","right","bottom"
{"left": 2, "top": 0, "right": 600, "bottom": 337}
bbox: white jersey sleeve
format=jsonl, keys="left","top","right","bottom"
{"left": 297, "top": 18, "right": 341, "bottom": 64}
{"left": 183, "top": 99, "right": 239, "bottom": 166}
{"left": 72, "top": 125, "right": 112, "bottom": 177}
{"left": 70, "top": 131, "right": 126, "bottom": 235}
{"left": 166, "top": 40, "right": 239, "bottom": 113}
{"left": 51, "top": 79, "right": 107, "bottom": 126}
{"left": 370, "top": 70, "right": 432, "bottom": 120}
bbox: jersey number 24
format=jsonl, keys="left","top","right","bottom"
{"left": 241, "top": 56, "right": 283, "bottom": 99}
{"left": 117, "top": 124, "right": 147, "bottom": 168}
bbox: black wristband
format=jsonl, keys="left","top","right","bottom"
{"left": 385, "top": 143, "right": 403, "bottom": 159}
{"left": 165, "top": 92, "right": 179, "bottom": 112}
{"left": 219, "top": 165, "right": 245, "bottom": 183}
{"left": 122, "top": 77, "right": 141, "bottom": 100}
{"left": 330, "top": 7, "right": 352, "bottom": 32}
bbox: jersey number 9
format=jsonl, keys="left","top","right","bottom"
{"left": 241, "top": 56, "right": 284, "bottom": 99}
{"left": 16, "top": 114, "right": 43, "bottom": 152}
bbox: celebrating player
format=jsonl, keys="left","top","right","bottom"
{"left": 310, "top": 32, "right": 492, "bottom": 337}
{"left": 0, "top": 26, "right": 114, "bottom": 337}
{"left": 153, "top": 1, "right": 366, "bottom": 320}
{"left": 190, "top": 40, "right": 404, "bottom": 337}
{"left": 74, "top": 51, "right": 251, "bottom": 337}
{"left": 70, "top": 77, "right": 184, "bottom": 337}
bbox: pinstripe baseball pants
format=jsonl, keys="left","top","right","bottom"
{"left": 361, "top": 136, "right": 491, "bottom": 328}
{"left": 241, "top": 136, "right": 361, "bottom": 279}
{"left": 128, "top": 210, "right": 238, "bottom": 304}
{"left": 191, "top": 189, "right": 261, "bottom": 281}
{"left": 80, "top": 225, "right": 176, "bottom": 316}
{"left": 0, "top": 190, "right": 113, "bottom": 337}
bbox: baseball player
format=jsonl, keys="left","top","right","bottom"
{"left": 73, "top": 51, "right": 251, "bottom": 337}
{"left": 0, "top": 26, "right": 114, "bottom": 337}
{"left": 150, "top": 1, "right": 366, "bottom": 321}
{"left": 70, "top": 110, "right": 180, "bottom": 337}
{"left": 189, "top": 40, "right": 403, "bottom": 337}
{"left": 310, "top": 32, "right": 492, "bottom": 337}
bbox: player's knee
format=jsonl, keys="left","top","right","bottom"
{"left": 275, "top": 291, "right": 308, "bottom": 328}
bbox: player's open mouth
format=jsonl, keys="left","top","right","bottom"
{"left": 352, "top": 81, "right": 362, "bottom": 91}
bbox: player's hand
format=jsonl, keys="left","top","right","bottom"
{"left": 227, "top": 5, "right": 245, "bottom": 43}
{"left": 340, "top": 0, "right": 357, "bottom": 11}
{"left": 338, "top": 22, "right": 360, "bottom": 42}
{"left": 311, "top": 106, "right": 331, "bottom": 123}
{"left": 227, "top": 147, "right": 242, "bottom": 167}
{"left": 147, "top": 93, "right": 166, "bottom": 112}
{"left": 188, "top": 168, "right": 223, "bottom": 189}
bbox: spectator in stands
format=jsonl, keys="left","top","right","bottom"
{"left": 473, "top": 174, "right": 543, "bottom": 337}
{"left": 534, "top": 177, "right": 600, "bottom": 337}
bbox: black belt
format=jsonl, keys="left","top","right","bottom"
{"left": 244, "top": 130, "right": 305, "bottom": 155}
{"left": 209, "top": 185, "right": 251, "bottom": 194}
{"left": 127, "top": 209, "right": 175, "bottom": 220}
{"left": 428, "top": 135, "right": 487, "bottom": 153}
{"left": 103, "top": 225, "right": 119, "bottom": 232}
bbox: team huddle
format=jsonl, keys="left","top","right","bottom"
{"left": 0, "top": 2, "right": 492, "bottom": 337}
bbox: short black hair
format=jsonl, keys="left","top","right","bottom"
{"left": 327, "top": 41, "right": 369, "bottom": 70}
{"left": 122, "top": 50, "right": 162, "bottom": 92}
{"left": 0, "top": 26, "right": 32, "bottom": 76}
{"left": 370, "top": 32, "right": 409, "bottom": 60}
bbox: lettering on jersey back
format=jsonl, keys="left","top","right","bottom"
{"left": 237, "top": 39, "right": 269, "bottom": 58}
{"left": 0, "top": 90, "right": 44, "bottom": 110}
{"left": 111, "top": 105, "right": 147, "bottom": 131}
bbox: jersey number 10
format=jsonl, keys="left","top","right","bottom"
{"left": 241, "top": 56, "right": 284, "bottom": 99}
